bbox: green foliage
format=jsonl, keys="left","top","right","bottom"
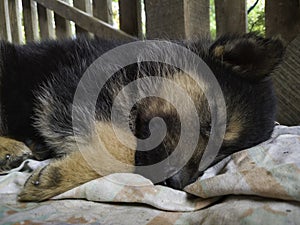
{"left": 210, "top": 0, "right": 265, "bottom": 38}
{"left": 112, "top": 0, "right": 120, "bottom": 29}
{"left": 247, "top": 0, "right": 265, "bottom": 36}
{"left": 210, "top": 0, "right": 216, "bottom": 39}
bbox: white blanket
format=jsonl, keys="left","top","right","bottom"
{"left": 0, "top": 125, "right": 300, "bottom": 224}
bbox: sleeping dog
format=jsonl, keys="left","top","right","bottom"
{"left": 0, "top": 33, "right": 284, "bottom": 201}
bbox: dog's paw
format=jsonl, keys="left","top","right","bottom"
{"left": 0, "top": 137, "right": 32, "bottom": 172}
{"left": 19, "top": 151, "right": 101, "bottom": 202}
{"left": 18, "top": 163, "right": 65, "bottom": 201}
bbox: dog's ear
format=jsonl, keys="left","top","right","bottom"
{"left": 209, "top": 33, "right": 285, "bottom": 81}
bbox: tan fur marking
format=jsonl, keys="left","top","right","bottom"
{"left": 171, "top": 72, "right": 206, "bottom": 101}
{"left": 224, "top": 112, "right": 243, "bottom": 142}
{"left": 213, "top": 45, "right": 225, "bottom": 57}
{"left": 92, "top": 122, "right": 136, "bottom": 172}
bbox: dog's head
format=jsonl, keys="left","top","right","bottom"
{"left": 133, "top": 34, "right": 284, "bottom": 189}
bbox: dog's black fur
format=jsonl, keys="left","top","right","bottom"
{"left": 0, "top": 34, "right": 284, "bottom": 200}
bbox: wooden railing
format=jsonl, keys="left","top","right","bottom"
{"left": 3, "top": 0, "right": 297, "bottom": 44}
{"left": 0, "top": 0, "right": 251, "bottom": 44}
{"left": 35, "top": 0, "right": 134, "bottom": 40}
{"left": 0, "top": 0, "right": 142, "bottom": 43}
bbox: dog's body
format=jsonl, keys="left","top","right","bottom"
{"left": 0, "top": 34, "right": 284, "bottom": 201}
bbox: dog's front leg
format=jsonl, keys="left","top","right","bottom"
{"left": 18, "top": 122, "right": 136, "bottom": 201}
{"left": 18, "top": 151, "right": 100, "bottom": 201}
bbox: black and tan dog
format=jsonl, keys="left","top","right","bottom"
{"left": 0, "top": 33, "right": 284, "bottom": 201}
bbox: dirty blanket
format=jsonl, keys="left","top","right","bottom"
{"left": 0, "top": 125, "right": 300, "bottom": 224}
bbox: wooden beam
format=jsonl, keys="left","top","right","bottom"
{"left": 119, "top": 0, "right": 142, "bottom": 37}
{"left": 0, "top": 0, "right": 9, "bottom": 41}
{"left": 22, "top": 0, "right": 39, "bottom": 42}
{"left": 93, "top": 0, "right": 113, "bottom": 25}
{"left": 37, "top": 4, "right": 55, "bottom": 39}
{"left": 145, "top": 0, "right": 209, "bottom": 39}
{"left": 8, "top": 0, "right": 23, "bottom": 43}
{"left": 215, "top": 0, "right": 247, "bottom": 37}
{"left": 34, "top": 0, "right": 134, "bottom": 40}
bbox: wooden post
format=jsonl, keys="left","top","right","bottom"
{"left": 145, "top": 0, "right": 210, "bottom": 39}
{"left": 0, "top": 0, "right": 9, "bottom": 41}
{"left": 22, "top": 0, "right": 39, "bottom": 42}
{"left": 215, "top": 0, "right": 247, "bottom": 37}
{"left": 54, "top": 0, "right": 72, "bottom": 39}
{"left": 74, "top": 0, "right": 90, "bottom": 35}
{"left": 119, "top": 0, "right": 142, "bottom": 38}
{"left": 37, "top": 4, "right": 55, "bottom": 39}
{"left": 265, "top": 0, "right": 300, "bottom": 43}
{"left": 93, "top": 0, "right": 113, "bottom": 25}
{"left": 8, "top": 0, "right": 23, "bottom": 43}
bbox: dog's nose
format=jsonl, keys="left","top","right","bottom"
{"left": 157, "top": 177, "right": 184, "bottom": 190}
{"left": 158, "top": 170, "right": 203, "bottom": 190}
{"left": 160, "top": 171, "right": 189, "bottom": 190}
{"left": 165, "top": 176, "right": 184, "bottom": 190}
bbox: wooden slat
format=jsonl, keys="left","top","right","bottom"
{"left": 93, "top": 0, "right": 113, "bottom": 25}
{"left": 215, "top": 0, "right": 247, "bottom": 37}
{"left": 34, "top": 0, "right": 134, "bottom": 40}
{"left": 73, "top": 0, "right": 89, "bottom": 35}
{"left": 145, "top": 0, "right": 184, "bottom": 39}
{"left": 0, "top": 0, "right": 9, "bottom": 41}
{"left": 265, "top": 0, "right": 300, "bottom": 43}
{"left": 54, "top": 13, "right": 72, "bottom": 39}
{"left": 136, "top": 0, "right": 144, "bottom": 38}
{"left": 22, "top": 0, "right": 39, "bottom": 42}
{"left": 37, "top": 4, "right": 55, "bottom": 39}
{"left": 8, "top": 0, "right": 23, "bottom": 43}
{"left": 184, "top": 0, "right": 210, "bottom": 39}
{"left": 54, "top": 0, "right": 72, "bottom": 39}
{"left": 119, "top": 0, "right": 142, "bottom": 37}
{"left": 145, "top": 0, "right": 209, "bottom": 39}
